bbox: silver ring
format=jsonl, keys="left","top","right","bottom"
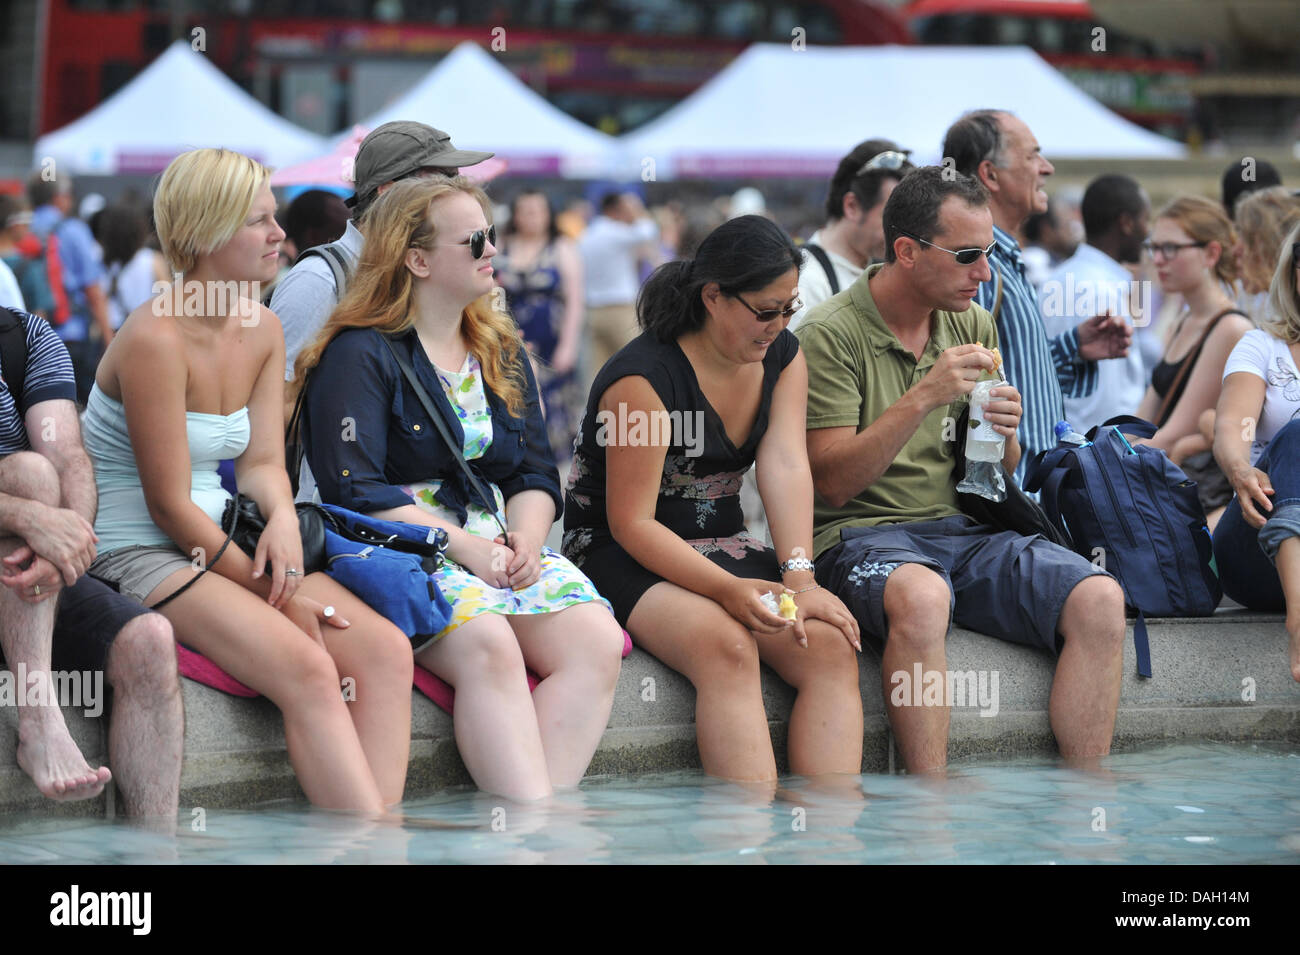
{"left": 285, "top": 568, "right": 302, "bottom": 577}
{"left": 33, "top": 584, "right": 40, "bottom": 596}
{"left": 322, "top": 606, "right": 335, "bottom": 619}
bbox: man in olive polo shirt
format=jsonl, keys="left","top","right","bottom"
{"left": 797, "top": 166, "right": 1124, "bottom": 773}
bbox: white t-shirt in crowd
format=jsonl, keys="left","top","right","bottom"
{"left": 579, "top": 215, "right": 658, "bottom": 308}
{"left": 1223, "top": 328, "right": 1300, "bottom": 466}
{"left": 1040, "top": 243, "right": 1147, "bottom": 431}
{"left": 789, "top": 230, "right": 864, "bottom": 331}
{"left": 104, "top": 247, "right": 160, "bottom": 329}
{"left": 0, "top": 258, "right": 25, "bottom": 312}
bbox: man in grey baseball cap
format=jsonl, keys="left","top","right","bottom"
{"left": 346, "top": 121, "right": 495, "bottom": 213}
{"left": 273, "top": 121, "right": 494, "bottom": 383}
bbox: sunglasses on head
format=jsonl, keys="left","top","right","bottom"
{"left": 897, "top": 229, "right": 995, "bottom": 266}
{"left": 854, "top": 149, "right": 912, "bottom": 178}
{"left": 431, "top": 224, "right": 497, "bottom": 259}
{"left": 732, "top": 292, "right": 802, "bottom": 322}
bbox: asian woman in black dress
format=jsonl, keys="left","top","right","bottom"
{"left": 564, "top": 215, "right": 863, "bottom": 782}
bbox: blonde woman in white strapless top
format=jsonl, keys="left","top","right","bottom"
{"left": 86, "top": 148, "right": 413, "bottom": 814}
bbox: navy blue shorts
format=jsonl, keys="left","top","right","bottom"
{"left": 51, "top": 575, "right": 154, "bottom": 674}
{"left": 817, "top": 514, "right": 1112, "bottom": 655}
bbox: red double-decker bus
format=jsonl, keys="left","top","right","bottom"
{"left": 38, "top": 0, "right": 912, "bottom": 137}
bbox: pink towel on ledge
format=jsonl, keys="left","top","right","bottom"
{"left": 176, "top": 631, "right": 635, "bottom": 716}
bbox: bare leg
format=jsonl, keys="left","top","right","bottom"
{"left": 511, "top": 602, "right": 623, "bottom": 786}
{"left": 1051, "top": 575, "right": 1125, "bottom": 759}
{"left": 628, "top": 582, "right": 776, "bottom": 781}
{"left": 1276, "top": 537, "right": 1300, "bottom": 682}
{"left": 299, "top": 575, "right": 413, "bottom": 806}
{"left": 879, "top": 564, "right": 952, "bottom": 774}
{"left": 0, "top": 452, "right": 110, "bottom": 801}
{"left": 146, "top": 569, "right": 386, "bottom": 812}
{"left": 754, "top": 618, "right": 862, "bottom": 776}
{"left": 416, "top": 614, "right": 552, "bottom": 801}
{"left": 104, "top": 613, "right": 183, "bottom": 818}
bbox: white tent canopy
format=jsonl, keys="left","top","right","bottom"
{"left": 35, "top": 41, "right": 326, "bottom": 175}
{"left": 618, "top": 44, "right": 1186, "bottom": 179}
{"left": 352, "top": 42, "right": 619, "bottom": 179}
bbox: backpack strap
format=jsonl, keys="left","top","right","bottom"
{"left": 295, "top": 242, "right": 351, "bottom": 299}
{"left": 802, "top": 242, "right": 840, "bottom": 296}
{"left": 0, "top": 307, "right": 28, "bottom": 417}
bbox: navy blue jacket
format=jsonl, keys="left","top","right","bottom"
{"left": 302, "top": 327, "right": 562, "bottom": 524}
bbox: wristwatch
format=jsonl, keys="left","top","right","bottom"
{"left": 780, "top": 556, "right": 815, "bottom": 574}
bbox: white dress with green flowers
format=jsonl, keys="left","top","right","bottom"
{"left": 402, "top": 353, "right": 611, "bottom": 641}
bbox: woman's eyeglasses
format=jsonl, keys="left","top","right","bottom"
{"left": 897, "top": 230, "right": 995, "bottom": 266}
{"left": 1142, "top": 240, "right": 1207, "bottom": 260}
{"left": 733, "top": 293, "right": 802, "bottom": 322}
{"left": 430, "top": 225, "right": 497, "bottom": 259}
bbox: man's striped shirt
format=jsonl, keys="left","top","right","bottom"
{"left": 974, "top": 225, "right": 1098, "bottom": 485}
{"left": 1, "top": 310, "right": 77, "bottom": 456}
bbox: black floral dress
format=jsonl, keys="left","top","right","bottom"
{"left": 562, "top": 328, "right": 799, "bottom": 625}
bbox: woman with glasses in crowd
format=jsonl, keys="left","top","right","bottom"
{"left": 1214, "top": 225, "right": 1300, "bottom": 682}
{"left": 563, "top": 215, "right": 863, "bottom": 785}
{"left": 83, "top": 148, "right": 413, "bottom": 813}
{"left": 293, "top": 176, "right": 623, "bottom": 803}
{"left": 1134, "top": 196, "right": 1252, "bottom": 529}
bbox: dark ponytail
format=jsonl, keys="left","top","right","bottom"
{"left": 636, "top": 214, "right": 802, "bottom": 343}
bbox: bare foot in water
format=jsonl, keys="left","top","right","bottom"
{"left": 16, "top": 713, "right": 111, "bottom": 801}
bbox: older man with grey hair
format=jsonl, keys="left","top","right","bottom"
{"left": 941, "top": 110, "right": 1131, "bottom": 483}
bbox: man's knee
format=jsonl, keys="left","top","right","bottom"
{"left": 1061, "top": 575, "right": 1125, "bottom": 651}
{"left": 883, "top": 564, "right": 951, "bottom": 650}
{"left": 107, "top": 613, "right": 181, "bottom": 695}
{"left": 0, "top": 452, "right": 61, "bottom": 507}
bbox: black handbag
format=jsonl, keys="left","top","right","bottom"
{"left": 950, "top": 404, "right": 1070, "bottom": 548}
{"left": 221, "top": 494, "right": 329, "bottom": 575}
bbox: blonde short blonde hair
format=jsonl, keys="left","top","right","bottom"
{"left": 1264, "top": 221, "right": 1300, "bottom": 345}
{"left": 153, "top": 148, "right": 271, "bottom": 274}
{"left": 1235, "top": 186, "right": 1300, "bottom": 295}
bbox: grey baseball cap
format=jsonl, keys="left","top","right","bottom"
{"left": 347, "top": 121, "right": 494, "bottom": 207}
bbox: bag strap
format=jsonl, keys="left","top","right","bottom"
{"left": 803, "top": 243, "right": 839, "bottom": 296}
{"left": 0, "top": 307, "right": 29, "bottom": 417}
{"left": 1090, "top": 415, "right": 1158, "bottom": 441}
{"left": 381, "top": 335, "right": 508, "bottom": 538}
{"left": 148, "top": 499, "right": 239, "bottom": 610}
{"left": 1153, "top": 308, "right": 1243, "bottom": 428}
{"left": 990, "top": 266, "right": 1004, "bottom": 322}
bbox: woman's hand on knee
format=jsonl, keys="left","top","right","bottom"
{"left": 788, "top": 586, "right": 861, "bottom": 652}
{"left": 283, "top": 594, "right": 350, "bottom": 649}
{"left": 1232, "top": 465, "right": 1274, "bottom": 528}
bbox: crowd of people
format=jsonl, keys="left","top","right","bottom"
{"left": 2, "top": 109, "right": 1298, "bottom": 823}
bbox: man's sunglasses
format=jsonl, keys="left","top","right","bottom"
{"left": 854, "top": 150, "right": 912, "bottom": 178}
{"left": 897, "top": 229, "right": 995, "bottom": 266}
{"left": 433, "top": 225, "right": 497, "bottom": 259}
{"left": 733, "top": 292, "right": 802, "bottom": 322}
{"left": 1292, "top": 241, "right": 1300, "bottom": 269}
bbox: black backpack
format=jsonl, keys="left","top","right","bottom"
{"left": 0, "top": 308, "right": 28, "bottom": 416}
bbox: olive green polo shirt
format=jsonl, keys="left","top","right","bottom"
{"left": 796, "top": 264, "right": 998, "bottom": 559}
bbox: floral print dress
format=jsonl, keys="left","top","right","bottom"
{"left": 403, "top": 353, "right": 610, "bottom": 640}
{"left": 562, "top": 329, "right": 800, "bottom": 626}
